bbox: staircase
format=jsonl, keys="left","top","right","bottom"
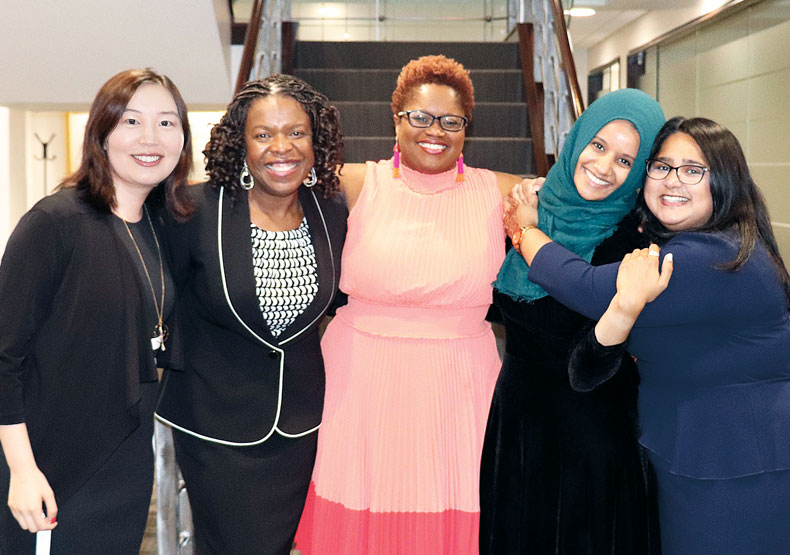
{"left": 292, "top": 41, "right": 536, "bottom": 176}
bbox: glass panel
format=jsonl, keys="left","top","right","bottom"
{"left": 290, "top": 0, "right": 508, "bottom": 42}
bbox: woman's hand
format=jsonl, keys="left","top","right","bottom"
{"left": 503, "top": 177, "right": 543, "bottom": 238}
{"left": 7, "top": 466, "right": 58, "bottom": 532}
{"left": 0, "top": 424, "right": 57, "bottom": 533}
{"left": 594, "top": 244, "right": 673, "bottom": 346}
{"left": 613, "top": 244, "right": 674, "bottom": 318}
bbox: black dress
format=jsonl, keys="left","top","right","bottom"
{"left": 0, "top": 190, "right": 170, "bottom": 554}
{"left": 479, "top": 214, "right": 660, "bottom": 554}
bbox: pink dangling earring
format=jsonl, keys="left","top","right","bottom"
{"left": 456, "top": 152, "right": 465, "bottom": 183}
{"left": 392, "top": 143, "right": 400, "bottom": 178}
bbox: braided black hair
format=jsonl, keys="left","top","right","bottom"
{"left": 205, "top": 74, "right": 343, "bottom": 199}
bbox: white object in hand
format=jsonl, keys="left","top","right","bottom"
{"left": 36, "top": 530, "right": 52, "bottom": 555}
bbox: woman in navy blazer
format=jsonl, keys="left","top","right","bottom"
{"left": 155, "top": 75, "right": 346, "bottom": 554}
{"left": 511, "top": 117, "right": 790, "bottom": 554}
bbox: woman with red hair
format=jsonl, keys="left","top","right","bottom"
{"left": 295, "top": 55, "right": 523, "bottom": 554}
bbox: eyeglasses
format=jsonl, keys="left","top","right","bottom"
{"left": 646, "top": 159, "right": 709, "bottom": 185}
{"left": 397, "top": 110, "right": 468, "bottom": 132}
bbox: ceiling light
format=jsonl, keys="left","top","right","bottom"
{"left": 565, "top": 7, "right": 596, "bottom": 16}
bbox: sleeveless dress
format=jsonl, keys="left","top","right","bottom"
{"left": 295, "top": 159, "right": 504, "bottom": 554}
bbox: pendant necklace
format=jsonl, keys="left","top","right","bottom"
{"left": 121, "top": 206, "right": 168, "bottom": 351}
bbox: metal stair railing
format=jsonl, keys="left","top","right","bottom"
{"left": 510, "top": 0, "right": 583, "bottom": 172}
{"left": 235, "top": 0, "right": 290, "bottom": 94}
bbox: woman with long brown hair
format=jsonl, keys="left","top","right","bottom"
{"left": 0, "top": 68, "right": 192, "bottom": 554}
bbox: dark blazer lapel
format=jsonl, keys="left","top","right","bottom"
{"left": 279, "top": 187, "right": 337, "bottom": 344}
{"left": 217, "top": 186, "right": 277, "bottom": 344}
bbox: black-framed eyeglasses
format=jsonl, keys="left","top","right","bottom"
{"left": 397, "top": 110, "right": 468, "bottom": 132}
{"left": 646, "top": 159, "right": 709, "bottom": 185}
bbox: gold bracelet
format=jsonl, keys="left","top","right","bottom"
{"left": 512, "top": 224, "right": 537, "bottom": 254}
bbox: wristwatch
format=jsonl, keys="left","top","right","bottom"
{"left": 512, "top": 224, "right": 537, "bottom": 254}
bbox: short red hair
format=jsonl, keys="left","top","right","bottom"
{"left": 391, "top": 55, "right": 475, "bottom": 120}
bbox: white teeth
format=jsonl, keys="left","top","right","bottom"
{"left": 418, "top": 142, "right": 446, "bottom": 153}
{"left": 133, "top": 155, "right": 161, "bottom": 163}
{"left": 584, "top": 168, "right": 610, "bottom": 186}
{"left": 661, "top": 195, "right": 688, "bottom": 203}
{"left": 266, "top": 162, "right": 299, "bottom": 171}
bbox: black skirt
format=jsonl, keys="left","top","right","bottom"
{"left": 172, "top": 428, "right": 317, "bottom": 555}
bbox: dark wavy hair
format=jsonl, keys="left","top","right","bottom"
{"left": 637, "top": 116, "right": 790, "bottom": 302}
{"left": 391, "top": 55, "right": 475, "bottom": 120}
{"left": 205, "top": 74, "right": 342, "bottom": 200}
{"left": 61, "top": 68, "right": 193, "bottom": 220}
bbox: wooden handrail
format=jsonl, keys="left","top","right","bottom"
{"left": 550, "top": 0, "right": 584, "bottom": 119}
{"left": 234, "top": 0, "right": 265, "bottom": 95}
{"left": 517, "top": 23, "right": 551, "bottom": 177}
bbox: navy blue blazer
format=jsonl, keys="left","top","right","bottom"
{"left": 155, "top": 183, "right": 347, "bottom": 445}
{"left": 530, "top": 232, "right": 790, "bottom": 480}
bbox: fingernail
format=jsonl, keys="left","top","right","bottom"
{"left": 665, "top": 253, "right": 673, "bottom": 262}
{"left": 50, "top": 517, "right": 57, "bottom": 524}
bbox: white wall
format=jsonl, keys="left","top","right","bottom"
{"left": 0, "top": 108, "right": 9, "bottom": 254}
{"left": 585, "top": 0, "right": 734, "bottom": 93}
{"left": 0, "top": 108, "right": 28, "bottom": 255}
{"left": 0, "top": 0, "right": 233, "bottom": 109}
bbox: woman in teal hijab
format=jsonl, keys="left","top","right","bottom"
{"left": 479, "top": 89, "right": 665, "bottom": 554}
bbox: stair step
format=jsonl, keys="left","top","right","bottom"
{"left": 295, "top": 41, "right": 521, "bottom": 70}
{"left": 334, "top": 101, "right": 530, "bottom": 138}
{"left": 295, "top": 68, "right": 524, "bottom": 103}
{"left": 343, "top": 137, "right": 535, "bottom": 175}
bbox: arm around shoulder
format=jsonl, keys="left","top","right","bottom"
{"left": 338, "top": 163, "right": 367, "bottom": 211}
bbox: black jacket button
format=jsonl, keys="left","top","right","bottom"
{"left": 268, "top": 350, "right": 280, "bottom": 360}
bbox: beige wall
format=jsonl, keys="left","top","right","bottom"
{"left": 655, "top": 1, "right": 790, "bottom": 261}
{"left": 586, "top": 1, "right": 734, "bottom": 93}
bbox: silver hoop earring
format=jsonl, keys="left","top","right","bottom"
{"left": 240, "top": 161, "right": 254, "bottom": 190}
{"left": 303, "top": 167, "right": 317, "bottom": 188}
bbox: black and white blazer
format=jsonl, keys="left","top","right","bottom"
{"left": 155, "top": 182, "right": 347, "bottom": 445}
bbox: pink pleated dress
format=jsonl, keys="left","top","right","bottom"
{"left": 295, "top": 159, "right": 504, "bottom": 554}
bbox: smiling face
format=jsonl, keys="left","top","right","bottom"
{"left": 573, "top": 119, "right": 640, "bottom": 201}
{"left": 105, "top": 82, "right": 184, "bottom": 197}
{"left": 394, "top": 83, "right": 465, "bottom": 175}
{"left": 244, "top": 95, "right": 314, "bottom": 199}
{"left": 644, "top": 131, "right": 714, "bottom": 231}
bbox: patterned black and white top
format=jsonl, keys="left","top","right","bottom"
{"left": 251, "top": 218, "right": 318, "bottom": 337}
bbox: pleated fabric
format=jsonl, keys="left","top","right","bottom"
{"left": 295, "top": 159, "right": 505, "bottom": 554}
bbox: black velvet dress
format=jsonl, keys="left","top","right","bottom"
{"left": 480, "top": 214, "right": 660, "bottom": 554}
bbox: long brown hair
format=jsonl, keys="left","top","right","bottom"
{"left": 61, "top": 68, "right": 193, "bottom": 220}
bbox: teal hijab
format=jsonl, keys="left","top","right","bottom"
{"left": 495, "top": 88, "right": 665, "bottom": 302}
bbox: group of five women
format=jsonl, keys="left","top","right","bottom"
{"left": 0, "top": 52, "right": 788, "bottom": 555}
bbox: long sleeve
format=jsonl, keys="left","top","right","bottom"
{"left": 568, "top": 325, "right": 627, "bottom": 392}
{"left": 528, "top": 232, "right": 782, "bottom": 329}
{"left": 0, "top": 209, "right": 67, "bottom": 424}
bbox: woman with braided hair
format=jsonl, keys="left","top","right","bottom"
{"left": 154, "top": 74, "right": 346, "bottom": 553}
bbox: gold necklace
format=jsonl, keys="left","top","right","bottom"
{"left": 121, "top": 206, "right": 167, "bottom": 351}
